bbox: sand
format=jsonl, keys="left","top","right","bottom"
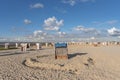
{"left": 0, "top": 45, "right": 120, "bottom": 80}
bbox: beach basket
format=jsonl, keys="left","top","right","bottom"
{"left": 55, "top": 43, "right": 68, "bottom": 59}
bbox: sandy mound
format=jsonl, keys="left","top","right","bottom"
{"left": 24, "top": 54, "right": 95, "bottom": 74}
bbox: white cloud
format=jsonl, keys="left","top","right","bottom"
{"left": 33, "top": 30, "right": 47, "bottom": 37}
{"left": 30, "top": 3, "right": 44, "bottom": 9}
{"left": 74, "top": 25, "right": 97, "bottom": 33}
{"left": 80, "top": 0, "right": 95, "bottom": 3}
{"left": 57, "top": 31, "right": 66, "bottom": 37}
{"left": 73, "top": 25, "right": 101, "bottom": 37}
{"left": 24, "top": 19, "right": 31, "bottom": 24}
{"left": 80, "top": 0, "right": 89, "bottom": 2}
{"left": 43, "top": 16, "right": 64, "bottom": 31}
{"left": 106, "top": 20, "right": 118, "bottom": 25}
{"left": 92, "top": 20, "right": 119, "bottom": 26}
{"left": 34, "top": 30, "right": 42, "bottom": 36}
{"left": 90, "top": 36, "right": 95, "bottom": 40}
{"left": 58, "top": 31, "right": 66, "bottom": 35}
{"left": 62, "top": 0, "right": 95, "bottom": 6}
{"left": 118, "top": 36, "right": 120, "bottom": 38}
{"left": 0, "top": 37, "right": 7, "bottom": 41}
{"left": 55, "top": 7, "right": 67, "bottom": 14}
{"left": 11, "top": 26, "right": 31, "bottom": 35}
{"left": 107, "top": 27, "right": 120, "bottom": 36}
{"left": 62, "top": 0, "right": 76, "bottom": 6}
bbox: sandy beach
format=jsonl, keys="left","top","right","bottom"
{"left": 0, "top": 45, "right": 120, "bottom": 80}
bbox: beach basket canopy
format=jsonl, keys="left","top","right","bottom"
{"left": 55, "top": 43, "right": 67, "bottom": 48}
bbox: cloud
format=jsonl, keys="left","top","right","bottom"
{"left": 33, "top": 30, "right": 42, "bottom": 36}
{"left": 62, "top": 0, "right": 76, "bottom": 6}
{"left": 11, "top": 26, "right": 31, "bottom": 35}
{"left": 62, "top": 0, "right": 95, "bottom": 6}
{"left": 0, "top": 37, "right": 7, "bottom": 41}
{"left": 24, "top": 19, "right": 31, "bottom": 24}
{"left": 106, "top": 20, "right": 118, "bottom": 25}
{"left": 92, "top": 20, "right": 119, "bottom": 26}
{"left": 73, "top": 25, "right": 101, "bottom": 37}
{"left": 74, "top": 25, "right": 98, "bottom": 33}
{"left": 43, "top": 16, "right": 64, "bottom": 31}
{"left": 55, "top": 7, "right": 67, "bottom": 14}
{"left": 90, "top": 36, "right": 95, "bottom": 40}
{"left": 107, "top": 27, "right": 120, "bottom": 36}
{"left": 80, "top": 0, "right": 95, "bottom": 3}
{"left": 118, "top": 36, "right": 120, "bottom": 38}
{"left": 33, "top": 30, "right": 47, "bottom": 37}
{"left": 58, "top": 31, "right": 66, "bottom": 35}
{"left": 57, "top": 31, "right": 66, "bottom": 37}
{"left": 30, "top": 3, "right": 44, "bottom": 9}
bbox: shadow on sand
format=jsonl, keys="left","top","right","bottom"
{"left": 68, "top": 53, "right": 88, "bottom": 59}
{"left": 0, "top": 52, "right": 29, "bottom": 56}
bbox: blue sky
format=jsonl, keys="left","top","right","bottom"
{"left": 0, "top": 0, "right": 120, "bottom": 42}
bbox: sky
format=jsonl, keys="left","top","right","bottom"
{"left": 0, "top": 0, "right": 120, "bottom": 42}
